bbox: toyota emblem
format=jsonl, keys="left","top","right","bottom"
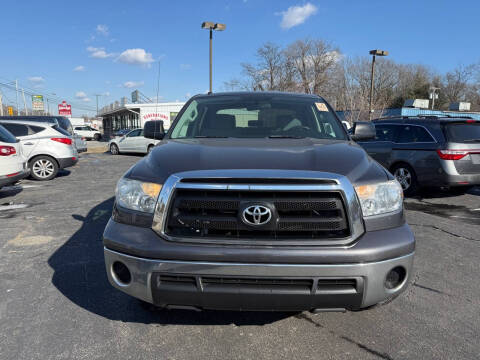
{"left": 242, "top": 205, "right": 272, "bottom": 226}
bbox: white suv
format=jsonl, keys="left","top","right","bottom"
{"left": 73, "top": 125, "right": 102, "bottom": 141}
{"left": 0, "top": 120, "right": 78, "bottom": 181}
{"left": 0, "top": 125, "right": 29, "bottom": 189}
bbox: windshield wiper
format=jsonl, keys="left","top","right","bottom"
{"left": 267, "top": 135, "right": 305, "bottom": 139}
{"left": 193, "top": 135, "right": 229, "bottom": 138}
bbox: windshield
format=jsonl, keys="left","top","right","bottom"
{"left": 443, "top": 122, "right": 480, "bottom": 142}
{"left": 170, "top": 96, "right": 347, "bottom": 140}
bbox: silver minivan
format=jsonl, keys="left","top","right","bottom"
{"left": 0, "top": 120, "right": 78, "bottom": 180}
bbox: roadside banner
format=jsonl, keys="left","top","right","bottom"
{"left": 58, "top": 101, "right": 72, "bottom": 116}
{"left": 32, "top": 95, "right": 45, "bottom": 111}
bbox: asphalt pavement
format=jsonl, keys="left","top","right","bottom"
{"left": 0, "top": 152, "right": 479, "bottom": 360}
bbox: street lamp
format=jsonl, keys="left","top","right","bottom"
{"left": 368, "top": 49, "right": 388, "bottom": 120}
{"left": 201, "top": 21, "right": 226, "bottom": 94}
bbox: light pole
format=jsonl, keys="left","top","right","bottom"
{"left": 368, "top": 49, "right": 388, "bottom": 120}
{"left": 202, "top": 21, "right": 226, "bottom": 94}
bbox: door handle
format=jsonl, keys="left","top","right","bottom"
{"left": 24, "top": 142, "right": 34, "bottom": 145}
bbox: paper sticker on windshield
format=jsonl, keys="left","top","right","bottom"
{"left": 315, "top": 102, "right": 328, "bottom": 112}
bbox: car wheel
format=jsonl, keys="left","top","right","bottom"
{"left": 94, "top": 133, "right": 101, "bottom": 141}
{"left": 391, "top": 163, "right": 418, "bottom": 196}
{"left": 110, "top": 143, "right": 119, "bottom": 155}
{"left": 29, "top": 156, "right": 58, "bottom": 181}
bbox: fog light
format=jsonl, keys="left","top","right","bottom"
{"left": 112, "top": 261, "right": 131, "bottom": 285}
{"left": 385, "top": 266, "right": 406, "bottom": 289}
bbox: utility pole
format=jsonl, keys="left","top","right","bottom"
{"left": 46, "top": 98, "right": 49, "bottom": 115}
{"left": 94, "top": 94, "right": 102, "bottom": 116}
{"left": 0, "top": 94, "right": 3, "bottom": 116}
{"left": 22, "top": 88, "right": 28, "bottom": 115}
{"left": 429, "top": 87, "right": 440, "bottom": 110}
{"left": 15, "top": 79, "right": 19, "bottom": 115}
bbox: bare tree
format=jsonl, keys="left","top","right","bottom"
{"left": 442, "top": 64, "right": 478, "bottom": 104}
{"left": 285, "top": 39, "right": 340, "bottom": 95}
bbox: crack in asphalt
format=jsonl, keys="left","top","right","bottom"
{"left": 412, "top": 283, "right": 449, "bottom": 296}
{"left": 409, "top": 223, "right": 479, "bottom": 242}
{"left": 294, "top": 313, "right": 394, "bottom": 360}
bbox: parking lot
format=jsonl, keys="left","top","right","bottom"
{"left": 0, "top": 152, "right": 479, "bottom": 360}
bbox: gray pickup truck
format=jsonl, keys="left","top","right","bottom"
{"left": 103, "top": 92, "right": 415, "bottom": 312}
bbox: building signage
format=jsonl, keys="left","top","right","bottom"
{"left": 142, "top": 112, "right": 169, "bottom": 121}
{"left": 58, "top": 101, "right": 72, "bottom": 116}
{"left": 32, "top": 95, "right": 44, "bottom": 111}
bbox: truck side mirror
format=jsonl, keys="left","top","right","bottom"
{"left": 144, "top": 120, "right": 165, "bottom": 140}
{"left": 351, "top": 121, "right": 375, "bottom": 141}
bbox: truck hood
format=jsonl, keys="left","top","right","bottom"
{"left": 127, "top": 138, "right": 389, "bottom": 185}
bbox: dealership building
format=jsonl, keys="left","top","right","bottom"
{"left": 99, "top": 101, "right": 185, "bottom": 138}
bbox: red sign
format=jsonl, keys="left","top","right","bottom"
{"left": 58, "top": 101, "right": 72, "bottom": 116}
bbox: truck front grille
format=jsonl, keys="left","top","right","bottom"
{"left": 164, "top": 188, "right": 350, "bottom": 243}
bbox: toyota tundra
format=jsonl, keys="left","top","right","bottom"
{"left": 103, "top": 92, "right": 415, "bottom": 312}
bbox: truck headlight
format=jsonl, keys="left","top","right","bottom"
{"left": 115, "top": 178, "right": 162, "bottom": 214}
{"left": 354, "top": 180, "right": 403, "bottom": 217}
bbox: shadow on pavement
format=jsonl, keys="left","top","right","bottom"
{"left": 0, "top": 185, "right": 23, "bottom": 199}
{"left": 411, "top": 185, "right": 479, "bottom": 200}
{"left": 56, "top": 169, "right": 72, "bottom": 178}
{"left": 48, "top": 197, "right": 291, "bottom": 326}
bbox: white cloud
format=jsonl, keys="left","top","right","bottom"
{"left": 96, "top": 24, "right": 109, "bottom": 36}
{"left": 277, "top": 3, "right": 317, "bottom": 29}
{"left": 185, "top": 92, "right": 192, "bottom": 98}
{"left": 75, "top": 91, "right": 87, "bottom": 99}
{"left": 75, "top": 91, "right": 91, "bottom": 102}
{"left": 122, "top": 81, "right": 144, "bottom": 88}
{"left": 73, "top": 65, "right": 85, "bottom": 72}
{"left": 28, "top": 76, "right": 44, "bottom": 83}
{"left": 117, "top": 48, "right": 154, "bottom": 66}
{"left": 87, "top": 46, "right": 114, "bottom": 59}
{"left": 180, "top": 63, "right": 192, "bottom": 70}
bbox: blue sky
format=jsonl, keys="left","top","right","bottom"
{"left": 0, "top": 0, "right": 479, "bottom": 116}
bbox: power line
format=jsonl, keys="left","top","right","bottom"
{"left": 0, "top": 76, "right": 97, "bottom": 112}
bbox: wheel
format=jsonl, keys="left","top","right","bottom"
{"left": 147, "top": 145, "right": 154, "bottom": 154}
{"left": 110, "top": 143, "right": 119, "bottom": 155}
{"left": 391, "top": 163, "right": 418, "bottom": 196}
{"left": 94, "top": 133, "right": 101, "bottom": 141}
{"left": 29, "top": 156, "right": 58, "bottom": 181}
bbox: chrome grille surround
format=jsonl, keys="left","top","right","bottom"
{"left": 152, "top": 169, "right": 364, "bottom": 246}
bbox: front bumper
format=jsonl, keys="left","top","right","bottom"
{"left": 104, "top": 247, "right": 414, "bottom": 311}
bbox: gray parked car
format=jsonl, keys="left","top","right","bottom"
{"left": 103, "top": 92, "right": 414, "bottom": 312}
{"left": 356, "top": 116, "right": 480, "bottom": 195}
